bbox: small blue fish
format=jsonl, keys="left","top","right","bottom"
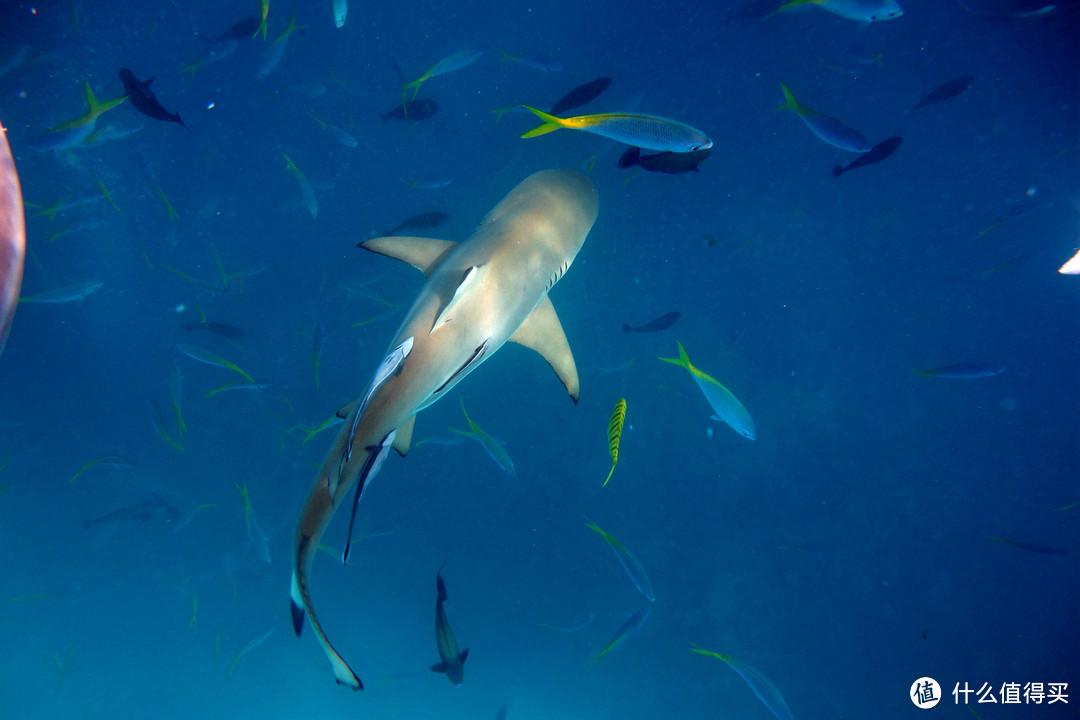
{"left": 776, "top": 82, "right": 871, "bottom": 153}
{"left": 913, "top": 362, "right": 1005, "bottom": 379}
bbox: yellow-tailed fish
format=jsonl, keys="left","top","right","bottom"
{"left": 585, "top": 517, "right": 655, "bottom": 602}
{"left": 257, "top": 13, "right": 302, "bottom": 79}
{"left": 204, "top": 382, "right": 269, "bottom": 398}
{"left": 775, "top": 82, "right": 871, "bottom": 153}
{"left": 27, "top": 83, "right": 128, "bottom": 152}
{"left": 591, "top": 606, "right": 650, "bottom": 668}
{"left": 68, "top": 455, "right": 131, "bottom": 484}
{"left": 290, "top": 414, "right": 345, "bottom": 445}
{"left": 152, "top": 184, "right": 178, "bottom": 221}
{"left": 228, "top": 626, "right": 277, "bottom": 675}
{"left": 521, "top": 106, "right": 712, "bottom": 153}
{"left": 169, "top": 362, "right": 187, "bottom": 435}
{"left": 983, "top": 536, "right": 1066, "bottom": 555}
{"left": 236, "top": 482, "right": 271, "bottom": 563}
{"left": 403, "top": 50, "right": 483, "bottom": 99}
{"left": 658, "top": 341, "right": 756, "bottom": 440}
{"left": 332, "top": 0, "right": 347, "bottom": 28}
{"left": 254, "top": 0, "right": 269, "bottom": 39}
{"left": 282, "top": 153, "right": 317, "bottom": 218}
{"left": 150, "top": 399, "right": 184, "bottom": 451}
{"left": 20, "top": 280, "right": 103, "bottom": 304}
{"left": 774, "top": 0, "right": 903, "bottom": 22}
{"left": 603, "top": 398, "right": 626, "bottom": 486}
{"left": 176, "top": 343, "right": 255, "bottom": 384}
{"left": 691, "top": 644, "right": 795, "bottom": 720}
{"left": 449, "top": 399, "right": 515, "bottom": 475}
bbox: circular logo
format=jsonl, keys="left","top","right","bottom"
{"left": 911, "top": 677, "right": 941, "bottom": 709}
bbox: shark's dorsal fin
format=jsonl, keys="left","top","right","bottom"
{"left": 393, "top": 415, "right": 415, "bottom": 457}
{"left": 360, "top": 236, "right": 458, "bottom": 277}
{"left": 509, "top": 295, "right": 580, "bottom": 403}
{"left": 431, "top": 265, "right": 484, "bottom": 333}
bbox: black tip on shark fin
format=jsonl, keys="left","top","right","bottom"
{"left": 291, "top": 599, "right": 306, "bottom": 636}
{"left": 832, "top": 165, "right": 843, "bottom": 178}
{"left": 460, "top": 648, "right": 469, "bottom": 664}
{"left": 430, "top": 662, "right": 447, "bottom": 674}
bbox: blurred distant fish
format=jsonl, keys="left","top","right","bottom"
{"left": 282, "top": 153, "right": 318, "bottom": 218}
{"left": 214, "top": 16, "right": 261, "bottom": 41}
{"left": 20, "top": 280, "right": 102, "bottom": 303}
{"left": 774, "top": 0, "right": 904, "bottom": 22}
{"left": 913, "top": 362, "right": 1004, "bottom": 378}
{"left": 776, "top": 82, "right": 871, "bottom": 153}
{"left": 431, "top": 568, "right": 469, "bottom": 686}
{"left": 585, "top": 518, "right": 655, "bottom": 601}
{"left": 0, "top": 123, "right": 25, "bottom": 357}
{"left": 550, "top": 77, "right": 612, "bottom": 116}
{"left": 691, "top": 645, "right": 795, "bottom": 720}
{"left": 382, "top": 211, "right": 449, "bottom": 236}
{"left": 84, "top": 495, "right": 180, "bottom": 528}
{"left": 27, "top": 83, "right": 127, "bottom": 153}
{"left": 333, "top": 0, "right": 348, "bottom": 28}
{"left": 236, "top": 482, "right": 271, "bottom": 563}
{"left": 976, "top": 201, "right": 1042, "bottom": 239}
{"left": 257, "top": 14, "right": 303, "bottom": 79}
{"left": 0, "top": 45, "right": 29, "bottom": 79}
{"left": 521, "top": 106, "right": 712, "bottom": 153}
{"left": 404, "top": 50, "right": 483, "bottom": 98}
{"left": 310, "top": 114, "right": 358, "bottom": 147}
{"left": 176, "top": 343, "right": 255, "bottom": 384}
{"left": 911, "top": 75, "right": 973, "bottom": 115}
{"left": 183, "top": 320, "right": 243, "bottom": 339}
{"left": 624, "top": 311, "right": 681, "bottom": 333}
{"left": 832, "top": 136, "right": 902, "bottom": 177}
{"left": 1059, "top": 248, "right": 1080, "bottom": 275}
{"left": 450, "top": 399, "right": 515, "bottom": 475}
{"left": 618, "top": 146, "right": 710, "bottom": 174}
{"left": 659, "top": 341, "right": 756, "bottom": 440}
{"left": 591, "top": 606, "right": 651, "bottom": 667}
{"left": 382, "top": 99, "right": 438, "bottom": 120}
{"left": 495, "top": 705, "right": 508, "bottom": 720}
{"left": 984, "top": 536, "right": 1066, "bottom": 555}
{"left": 496, "top": 47, "right": 562, "bottom": 72}
{"left": 118, "top": 68, "right": 187, "bottom": 129}
{"left": 404, "top": 177, "right": 453, "bottom": 189}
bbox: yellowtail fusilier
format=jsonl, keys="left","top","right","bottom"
{"left": 20, "top": 280, "right": 103, "bottom": 303}
{"left": 521, "top": 106, "right": 712, "bottom": 153}
{"left": 585, "top": 517, "right": 655, "bottom": 602}
{"left": 449, "top": 399, "right": 515, "bottom": 475}
{"left": 774, "top": 0, "right": 903, "bottom": 22}
{"left": 282, "top": 153, "right": 317, "bottom": 218}
{"left": 403, "top": 50, "right": 483, "bottom": 99}
{"left": 775, "top": 83, "right": 871, "bottom": 153}
{"left": 592, "top": 606, "right": 651, "bottom": 667}
{"left": 26, "top": 83, "right": 128, "bottom": 153}
{"left": 658, "top": 341, "right": 756, "bottom": 440}
{"left": 176, "top": 343, "right": 255, "bottom": 385}
{"left": 691, "top": 645, "right": 794, "bottom": 720}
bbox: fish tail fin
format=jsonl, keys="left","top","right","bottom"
{"left": 771, "top": 0, "right": 815, "bottom": 15}
{"left": 292, "top": 549, "right": 363, "bottom": 689}
{"left": 83, "top": 83, "right": 127, "bottom": 121}
{"left": 657, "top": 341, "right": 692, "bottom": 371}
{"left": 436, "top": 569, "right": 448, "bottom": 602}
{"left": 775, "top": 82, "right": 799, "bottom": 112}
{"left": 832, "top": 165, "right": 844, "bottom": 178}
{"left": 495, "top": 47, "right": 515, "bottom": 62}
{"left": 520, "top": 105, "right": 565, "bottom": 138}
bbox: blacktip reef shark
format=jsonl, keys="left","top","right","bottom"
{"left": 291, "top": 169, "right": 599, "bottom": 688}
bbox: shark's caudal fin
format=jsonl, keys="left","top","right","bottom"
{"left": 291, "top": 554, "right": 363, "bottom": 689}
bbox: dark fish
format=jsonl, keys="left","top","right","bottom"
{"left": 985, "top": 536, "right": 1067, "bottom": 555}
{"left": 832, "top": 136, "right": 903, "bottom": 177}
{"left": 183, "top": 321, "right": 244, "bottom": 339}
{"left": 382, "top": 211, "right": 449, "bottom": 236}
{"left": 618, "top": 146, "right": 710, "bottom": 174}
{"left": 550, "top": 77, "right": 612, "bottom": 116}
{"left": 83, "top": 495, "right": 179, "bottom": 528}
{"left": 623, "top": 311, "right": 681, "bottom": 333}
{"left": 118, "top": 68, "right": 187, "bottom": 128}
{"left": 382, "top": 99, "right": 439, "bottom": 120}
{"left": 911, "top": 75, "right": 974, "bottom": 114}
{"left": 215, "top": 16, "right": 260, "bottom": 41}
{"left": 431, "top": 568, "right": 468, "bottom": 686}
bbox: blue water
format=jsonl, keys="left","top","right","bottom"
{"left": 1, "top": 1, "right": 1078, "bottom": 718}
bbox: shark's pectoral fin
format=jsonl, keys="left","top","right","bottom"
{"left": 392, "top": 415, "right": 415, "bottom": 456}
{"left": 430, "top": 662, "right": 447, "bottom": 674}
{"left": 509, "top": 295, "right": 580, "bottom": 403}
{"left": 336, "top": 399, "right": 358, "bottom": 420}
{"left": 360, "top": 236, "right": 458, "bottom": 278}
{"left": 431, "top": 265, "right": 485, "bottom": 333}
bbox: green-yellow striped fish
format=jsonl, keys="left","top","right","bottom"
{"left": 691, "top": 644, "right": 794, "bottom": 720}
{"left": 520, "top": 106, "right": 712, "bottom": 153}
{"left": 604, "top": 398, "right": 627, "bottom": 487}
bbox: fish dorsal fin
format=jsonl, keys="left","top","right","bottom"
{"left": 360, "top": 236, "right": 458, "bottom": 277}
{"left": 393, "top": 415, "right": 415, "bottom": 457}
{"left": 336, "top": 399, "right": 358, "bottom": 419}
{"left": 509, "top": 295, "right": 580, "bottom": 403}
{"left": 431, "top": 265, "right": 484, "bottom": 333}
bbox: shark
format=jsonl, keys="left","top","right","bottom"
{"left": 0, "top": 123, "right": 24, "bottom": 356}
{"left": 290, "top": 169, "right": 598, "bottom": 689}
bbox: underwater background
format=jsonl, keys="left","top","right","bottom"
{"left": 0, "top": 0, "right": 1078, "bottom": 718}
